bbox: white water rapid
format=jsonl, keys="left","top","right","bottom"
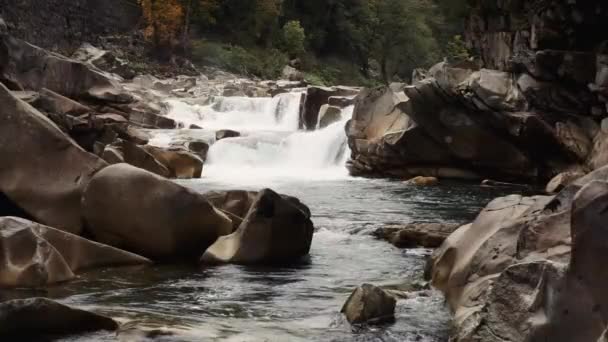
{"left": 160, "top": 92, "right": 354, "bottom": 183}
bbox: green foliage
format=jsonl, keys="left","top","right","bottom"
{"left": 191, "top": 40, "right": 288, "bottom": 79}
{"left": 446, "top": 35, "right": 470, "bottom": 62}
{"left": 282, "top": 20, "right": 306, "bottom": 57}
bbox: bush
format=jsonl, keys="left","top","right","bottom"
{"left": 191, "top": 40, "right": 288, "bottom": 79}
{"left": 282, "top": 20, "right": 306, "bottom": 57}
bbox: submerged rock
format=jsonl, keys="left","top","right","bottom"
{"left": 341, "top": 284, "right": 396, "bottom": 325}
{"left": 406, "top": 176, "right": 439, "bottom": 186}
{"left": 0, "top": 298, "right": 118, "bottom": 338}
{"left": 0, "top": 216, "right": 150, "bottom": 288}
{"left": 373, "top": 223, "right": 459, "bottom": 248}
{"left": 200, "top": 189, "right": 314, "bottom": 265}
{"left": 215, "top": 129, "right": 241, "bottom": 141}
{"left": 82, "top": 164, "right": 233, "bottom": 260}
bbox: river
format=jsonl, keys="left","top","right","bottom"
{"left": 9, "top": 92, "right": 526, "bottom": 341}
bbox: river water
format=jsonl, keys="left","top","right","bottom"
{"left": 11, "top": 92, "right": 525, "bottom": 341}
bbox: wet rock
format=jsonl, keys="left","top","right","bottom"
{"left": 301, "top": 86, "right": 360, "bottom": 130}
{"left": 406, "top": 176, "right": 439, "bottom": 186}
{"left": 216, "top": 129, "right": 241, "bottom": 141}
{"left": 0, "top": 298, "right": 118, "bottom": 338}
{"left": 186, "top": 140, "right": 210, "bottom": 161}
{"left": 189, "top": 124, "right": 203, "bottom": 129}
{"left": 318, "top": 105, "right": 342, "bottom": 128}
{"left": 203, "top": 190, "right": 258, "bottom": 231}
{"left": 0, "top": 83, "right": 107, "bottom": 234}
{"left": 105, "top": 139, "right": 170, "bottom": 178}
{"left": 201, "top": 189, "right": 314, "bottom": 265}
{"left": 142, "top": 145, "right": 203, "bottom": 179}
{"left": 373, "top": 223, "right": 460, "bottom": 248}
{"left": 341, "top": 284, "right": 396, "bottom": 325}
{"left": 328, "top": 96, "right": 355, "bottom": 108}
{"left": 0, "top": 216, "right": 151, "bottom": 288}
{"left": 82, "top": 164, "right": 233, "bottom": 260}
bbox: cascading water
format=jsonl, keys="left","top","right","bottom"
{"left": 163, "top": 92, "right": 353, "bottom": 182}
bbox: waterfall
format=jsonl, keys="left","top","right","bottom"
{"left": 162, "top": 92, "right": 353, "bottom": 182}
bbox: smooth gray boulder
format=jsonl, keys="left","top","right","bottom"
{"left": 341, "top": 284, "right": 396, "bottom": 325}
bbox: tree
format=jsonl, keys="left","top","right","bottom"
{"left": 282, "top": 20, "right": 306, "bottom": 57}
{"left": 140, "top": 0, "right": 185, "bottom": 60}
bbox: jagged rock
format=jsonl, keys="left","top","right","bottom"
{"left": 0, "top": 34, "right": 132, "bottom": 103}
{"left": 201, "top": 189, "right": 314, "bottom": 265}
{"left": 341, "top": 284, "right": 396, "bottom": 325}
{"left": 216, "top": 129, "right": 241, "bottom": 141}
{"left": 546, "top": 170, "right": 586, "bottom": 194}
{"left": 142, "top": 145, "right": 203, "bottom": 179}
{"left": 373, "top": 223, "right": 459, "bottom": 248}
{"left": 0, "top": 216, "right": 150, "bottom": 288}
{"left": 0, "top": 83, "right": 107, "bottom": 234}
{"left": 31, "top": 88, "right": 92, "bottom": 116}
{"left": 0, "top": 298, "right": 118, "bottom": 338}
{"left": 300, "top": 86, "right": 359, "bottom": 130}
{"left": 105, "top": 139, "right": 170, "bottom": 177}
{"left": 82, "top": 164, "right": 233, "bottom": 260}
{"left": 318, "top": 105, "right": 342, "bottom": 128}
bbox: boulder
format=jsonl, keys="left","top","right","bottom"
{"left": 142, "top": 145, "right": 204, "bottom": 179}
{"left": 341, "top": 284, "right": 396, "bottom": 325}
{"left": 186, "top": 140, "right": 210, "bottom": 161}
{"left": 301, "top": 86, "right": 359, "bottom": 130}
{"left": 31, "top": 88, "right": 92, "bottom": 116}
{"left": 82, "top": 164, "right": 233, "bottom": 260}
{"left": 0, "top": 83, "right": 107, "bottom": 234}
{"left": 328, "top": 96, "right": 355, "bottom": 108}
{"left": 216, "top": 129, "right": 241, "bottom": 141}
{"left": 0, "top": 298, "right": 118, "bottom": 338}
{"left": 203, "top": 190, "right": 258, "bottom": 231}
{"left": 105, "top": 139, "right": 170, "bottom": 178}
{"left": 281, "top": 65, "right": 304, "bottom": 81}
{"left": 200, "top": 189, "right": 314, "bottom": 265}
{"left": 129, "top": 111, "right": 177, "bottom": 129}
{"left": 406, "top": 176, "right": 439, "bottom": 186}
{"left": 0, "top": 34, "right": 131, "bottom": 103}
{"left": 0, "top": 216, "right": 151, "bottom": 288}
{"left": 318, "top": 105, "right": 342, "bottom": 128}
{"left": 373, "top": 223, "right": 460, "bottom": 248}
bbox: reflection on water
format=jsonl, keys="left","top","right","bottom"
{"left": 9, "top": 178, "right": 532, "bottom": 342}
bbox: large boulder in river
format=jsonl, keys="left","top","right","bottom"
{"left": 82, "top": 164, "right": 233, "bottom": 260}
{"left": 142, "top": 145, "right": 204, "bottom": 179}
{"left": 0, "top": 298, "right": 118, "bottom": 338}
{"left": 203, "top": 190, "right": 258, "bottom": 231}
{"left": 103, "top": 139, "right": 170, "bottom": 178}
{"left": 200, "top": 189, "right": 314, "bottom": 265}
{"left": 300, "top": 86, "right": 359, "bottom": 130}
{"left": 0, "top": 83, "right": 107, "bottom": 234}
{"left": 341, "top": 284, "right": 396, "bottom": 325}
{"left": 216, "top": 129, "right": 241, "bottom": 141}
{"left": 0, "top": 216, "right": 150, "bottom": 288}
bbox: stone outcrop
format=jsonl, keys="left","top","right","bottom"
{"left": 0, "top": 298, "right": 118, "bottom": 338}
{"left": 0, "top": 216, "right": 150, "bottom": 288}
{"left": 429, "top": 164, "right": 608, "bottom": 341}
{"left": 300, "top": 86, "right": 359, "bottom": 130}
{"left": 82, "top": 164, "right": 233, "bottom": 260}
{"left": 0, "top": 83, "right": 107, "bottom": 234}
{"left": 341, "top": 284, "right": 396, "bottom": 325}
{"left": 201, "top": 189, "right": 314, "bottom": 265}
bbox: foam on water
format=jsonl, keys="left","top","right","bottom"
{"left": 162, "top": 92, "right": 354, "bottom": 183}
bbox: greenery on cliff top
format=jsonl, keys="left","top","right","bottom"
{"left": 139, "top": 0, "right": 469, "bottom": 85}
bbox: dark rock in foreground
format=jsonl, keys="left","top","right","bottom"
{"left": 0, "top": 298, "right": 117, "bottom": 338}
{"left": 201, "top": 189, "right": 314, "bottom": 265}
{"left": 341, "top": 284, "right": 396, "bottom": 325}
{"left": 373, "top": 223, "right": 459, "bottom": 248}
{"left": 82, "top": 164, "right": 233, "bottom": 260}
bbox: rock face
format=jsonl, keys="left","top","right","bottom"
{"left": 429, "top": 164, "right": 608, "bottom": 341}
{"left": 341, "top": 284, "right": 396, "bottom": 325}
{"left": 0, "top": 83, "right": 107, "bottom": 234}
{"left": 373, "top": 223, "right": 459, "bottom": 248}
{"left": 0, "top": 217, "right": 150, "bottom": 288}
{"left": 0, "top": 298, "right": 118, "bottom": 338}
{"left": 82, "top": 164, "right": 233, "bottom": 260}
{"left": 200, "top": 189, "right": 314, "bottom": 265}
{"left": 347, "top": 0, "right": 608, "bottom": 182}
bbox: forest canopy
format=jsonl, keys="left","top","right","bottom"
{"left": 139, "top": 0, "right": 469, "bottom": 85}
